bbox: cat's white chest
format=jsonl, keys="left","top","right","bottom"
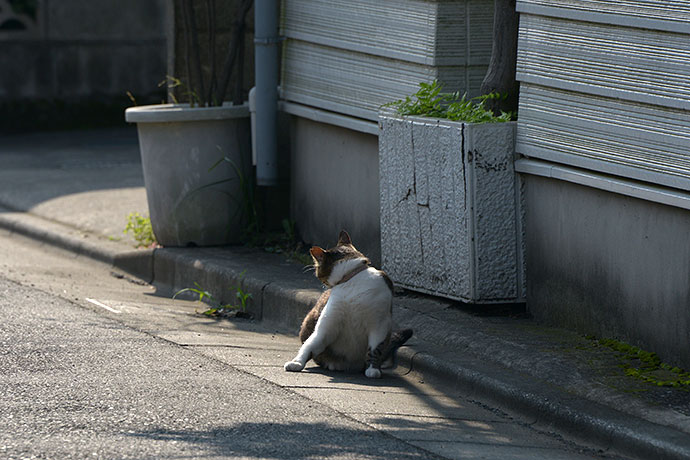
{"left": 328, "top": 269, "right": 390, "bottom": 317}
{"left": 320, "top": 268, "right": 392, "bottom": 361}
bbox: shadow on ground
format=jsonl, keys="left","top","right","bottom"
{"left": 127, "top": 421, "right": 439, "bottom": 459}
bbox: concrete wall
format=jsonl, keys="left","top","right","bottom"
{"left": 0, "top": 0, "right": 166, "bottom": 102}
{"left": 515, "top": 1, "right": 690, "bottom": 365}
{"left": 525, "top": 176, "right": 690, "bottom": 368}
{"left": 289, "top": 116, "right": 381, "bottom": 265}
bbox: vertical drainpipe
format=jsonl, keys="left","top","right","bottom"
{"left": 253, "top": 0, "right": 280, "bottom": 186}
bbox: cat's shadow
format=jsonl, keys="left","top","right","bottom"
{"left": 301, "top": 365, "right": 416, "bottom": 389}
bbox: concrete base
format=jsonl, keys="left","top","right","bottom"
{"left": 525, "top": 175, "right": 690, "bottom": 368}
{"left": 289, "top": 116, "right": 381, "bottom": 264}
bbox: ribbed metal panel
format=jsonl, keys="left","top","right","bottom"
{"left": 517, "top": 14, "right": 690, "bottom": 110}
{"left": 518, "top": 0, "right": 690, "bottom": 24}
{"left": 516, "top": 2, "right": 690, "bottom": 191}
{"left": 281, "top": 0, "right": 493, "bottom": 66}
{"left": 517, "top": 84, "right": 690, "bottom": 191}
{"left": 280, "top": 0, "right": 493, "bottom": 121}
{"left": 281, "top": 41, "right": 488, "bottom": 121}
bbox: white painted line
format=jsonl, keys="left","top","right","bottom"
{"left": 85, "top": 298, "right": 121, "bottom": 314}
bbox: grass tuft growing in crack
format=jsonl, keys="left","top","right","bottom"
{"left": 173, "top": 271, "right": 253, "bottom": 319}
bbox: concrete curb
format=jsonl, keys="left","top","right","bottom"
{"left": 1, "top": 209, "right": 689, "bottom": 460}
{"left": 0, "top": 209, "right": 154, "bottom": 282}
{"left": 397, "top": 347, "right": 690, "bottom": 460}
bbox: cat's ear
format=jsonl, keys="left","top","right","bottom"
{"left": 310, "top": 246, "right": 326, "bottom": 263}
{"left": 337, "top": 230, "right": 352, "bottom": 246}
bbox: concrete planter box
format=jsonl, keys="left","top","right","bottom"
{"left": 379, "top": 111, "right": 524, "bottom": 303}
{"left": 125, "top": 103, "right": 251, "bottom": 247}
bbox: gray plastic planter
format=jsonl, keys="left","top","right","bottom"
{"left": 125, "top": 103, "right": 251, "bottom": 247}
{"left": 379, "top": 111, "right": 524, "bottom": 303}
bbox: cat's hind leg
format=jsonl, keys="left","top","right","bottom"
{"left": 284, "top": 312, "right": 339, "bottom": 372}
{"left": 365, "top": 323, "right": 391, "bottom": 379}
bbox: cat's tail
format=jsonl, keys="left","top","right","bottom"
{"left": 381, "top": 328, "right": 413, "bottom": 369}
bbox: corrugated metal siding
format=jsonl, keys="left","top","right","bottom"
{"left": 518, "top": 0, "right": 690, "bottom": 24}
{"left": 518, "top": 85, "right": 690, "bottom": 190}
{"left": 281, "top": 41, "right": 487, "bottom": 121}
{"left": 517, "top": 14, "right": 690, "bottom": 110}
{"left": 516, "top": 1, "right": 690, "bottom": 191}
{"left": 280, "top": 0, "right": 494, "bottom": 121}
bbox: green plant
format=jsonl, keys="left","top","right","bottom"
{"left": 123, "top": 212, "right": 156, "bottom": 247}
{"left": 254, "top": 218, "right": 312, "bottom": 266}
{"left": 233, "top": 283, "right": 252, "bottom": 312}
{"left": 386, "top": 80, "right": 515, "bottom": 123}
{"left": 172, "top": 146, "right": 258, "bottom": 243}
{"left": 173, "top": 271, "right": 253, "bottom": 318}
{"left": 8, "top": 0, "right": 37, "bottom": 19}
{"left": 592, "top": 337, "right": 690, "bottom": 388}
{"left": 174, "top": 151, "right": 312, "bottom": 266}
{"left": 159, "top": 75, "right": 201, "bottom": 106}
{"left": 209, "top": 152, "right": 259, "bottom": 237}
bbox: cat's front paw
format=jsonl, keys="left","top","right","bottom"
{"left": 284, "top": 360, "right": 305, "bottom": 372}
{"left": 365, "top": 366, "right": 382, "bottom": 379}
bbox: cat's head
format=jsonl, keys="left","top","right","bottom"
{"left": 310, "top": 230, "right": 369, "bottom": 286}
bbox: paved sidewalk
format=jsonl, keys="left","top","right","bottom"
{"left": 1, "top": 128, "right": 689, "bottom": 459}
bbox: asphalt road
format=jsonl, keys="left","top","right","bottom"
{"left": 0, "top": 274, "right": 446, "bottom": 460}
{"left": 0, "top": 230, "right": 618, "bottom": 460}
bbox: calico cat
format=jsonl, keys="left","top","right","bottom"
{"left": 284, "top": 230, "right": 412, "bottom": 378}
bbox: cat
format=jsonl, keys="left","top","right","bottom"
{"left": 284, "top": 230, "right": 412, "bottom": 378}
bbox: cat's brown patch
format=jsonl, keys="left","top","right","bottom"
{"left": 299, "top": 290, "right": 329, "bottom": 343}
{"left": 310, "top": 230, "right": 370, "bottom": 286}
{"left": 298, "top": 289, "right": 354, "bottom": 370}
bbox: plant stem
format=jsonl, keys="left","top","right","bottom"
{"left": 205, "top": 0, "right": 217, "bottom": 106}
{"left": 233, "top": 19, "right": 246, "bottom": 105}
{"left": 181, "top": 0, "right": 194, "bottom": 105}
{"left": 182, "top": 0, "right": 206, "bottom": 106}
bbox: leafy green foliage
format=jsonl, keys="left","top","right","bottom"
{"left": 123, "top": 212, "right": 157, "bottom": 248}
{"left": 386, "top": 80, "right": 515, "bottom": 123}
{"left": 173, "top": 271, "right": 253, "bottom": 318}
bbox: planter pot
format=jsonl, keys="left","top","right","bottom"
{"left": 125, "top": 103, "right": 251, "bottom": 247}
{"left": 379, "top": 110, "right": 524, "bottom": 303}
